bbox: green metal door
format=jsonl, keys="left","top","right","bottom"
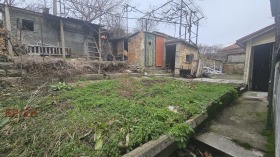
{"left": 145, "top": 33, "right": 155, "bottom": 67}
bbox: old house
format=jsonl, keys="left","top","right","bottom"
{"left": 222, "top": 44, "right": 245, "bottom": 75}
{"left": 0, "top": 4, "right": 102, "bottom": 59}
{"left": 269, "top": 0, "right": 280, "bottom": 155}
{"left": 110, "top": 31, "right": 199, "bottom": 77}
{"left": 236, "top": 24, "right": 276, "bottom": 92}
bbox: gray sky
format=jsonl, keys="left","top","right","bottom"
{"left": 132, "top": 0, "right": 274, "bottom": 46}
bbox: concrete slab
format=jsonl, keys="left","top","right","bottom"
{"left": 195, "top": 132, "right": 264, "bottom": 157}
{"left": 197, "top": 91, "right": 268, "bottom": 154}
{"left": 241, "top": 91, "right": 268, "bottom": 102}
{"left": 175, "top": 78, "right": 244, "bottom": 85}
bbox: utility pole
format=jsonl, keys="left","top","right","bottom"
{"left": 184, "top": 26, "right": 187, "bottom": 40}
{"left": 126, "top": 4, "right": 129, "bottom": 34}
{"left": 145, "top": 18, "right": 148, "bottom": 31}
{"left": 60, "top": 19, "right": 66, "bottom": 60}
{"left": 53, "top": 0, "right": 57, "bottom": 16}
{"left": 196, "top": 21, "right": 199, "bottom": 45}
{"left": 188, "top": 11, "right": 192, "bottom": 43}
{"left": 179, "top": 0, "right": 183, "bottom": 38}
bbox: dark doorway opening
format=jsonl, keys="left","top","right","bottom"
{"left": 124, "top": 39, "right": 128, "bottom": 51}
{"left": 166, "top": 44, "right": 176, "bottom": 71}
{"left": 252, "top": 43, "right": 273, "bottom": 92}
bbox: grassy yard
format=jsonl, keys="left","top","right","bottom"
{"left": 0, "top": 77, "right": 237, "bottom": 157}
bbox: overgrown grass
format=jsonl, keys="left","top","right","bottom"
{"left": 232, "top": 139, "right": 253, "bottom": 150}
{"left": 0, "top": 77, "right": 237, "bottom": 157}
{"left": 262, "top": 130, "right": 275, "bottom": 157}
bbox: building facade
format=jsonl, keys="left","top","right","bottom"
{"left": 1, "top": 4, "right": 100, "bottom": 59}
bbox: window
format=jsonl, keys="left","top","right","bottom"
{"left": 22, "top": 19, "right": 34, "bottom": 31}
{"left": 186, "top": 54, "right": 194, "bottom": 63}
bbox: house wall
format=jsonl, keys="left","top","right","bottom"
{"left": 128, "top": 32, "right": 145, "bottom": 68}
{"left": 6, "top": 7, "right": 98, "bottom": 57}
{"left": 224, "top": 54, "right": 245, "bottom": 75}
{"left": 227, "top": 54, "right": 245, "bottom": 63}
{"left": 273, "top": 1, "right": 280, "bottom": 157}
{"left": 9, "top": 9, "right": 60, "bottom": 47}
{"left": 244, "top": 30, "right": 275, "bottom": 87}
{"left": 223, "top": 63, "right": 244, "bottom": 75}
{"left": 174, "top": 42, "right": 198, "bottom": 76}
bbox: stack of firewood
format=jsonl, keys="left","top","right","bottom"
{"left": 0, "top": 28, "right": 7, "bottom": 55}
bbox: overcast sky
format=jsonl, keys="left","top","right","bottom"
{"left": 132, "top": 0, "right": 274, "bottom": 46}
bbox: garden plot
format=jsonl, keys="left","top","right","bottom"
{"left": 0, "top": 77, "right": 237, "bottom": 157}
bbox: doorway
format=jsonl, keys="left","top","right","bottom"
{"left": 145, "top": 33, "right": 155, "bottom": 67}
{"left": 166, "top": 44, "right": 176, "bottom": 71}
{"left": 252, "top": 43, "right": 273, "bottom": 92}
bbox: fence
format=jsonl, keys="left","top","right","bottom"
{"left": 26, "top": 45, "right": 71, "bottom": 56}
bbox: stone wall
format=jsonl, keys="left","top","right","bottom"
{"left": 201, "top": 56, "right": 223, "bottom": 69}
{"left": 223, "top": 63, "right": 244, "bottom": 75}
{"left": 227, "top": 54, "right": 246, "bottom": 63}
{"left": 174, "top": 42, "right": 198, "bottom": 76}
{"left": 128, "top": 32, "right": 144, "bottom": 68}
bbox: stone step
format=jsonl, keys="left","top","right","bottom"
{"left": 194, "top": 132, "right": 264, "bottom": 157}
{"left": 0, "top": 55, "right": 8, "bottom": 62}
{"left": 0, "top": 62, "right": 14, "bottom": 70}
{"left": 0, "top": 69, "right": 26, "bottom": 77}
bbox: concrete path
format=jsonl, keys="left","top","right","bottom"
{"left": 175, "top": 78, "right": 244, "bottom": 85}
{"left": 195, "top": 91, "right": 268, "bottom": 156}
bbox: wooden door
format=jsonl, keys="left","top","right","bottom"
{"left": 145, "top": 33, "right": 155, "bottom": 67}
{"left": 155, "top": 36, "right": 164, "bottom": 67}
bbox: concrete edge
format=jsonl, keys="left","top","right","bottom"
{"left": 122, "top": 135, "right": 174, "bottom": 157}
{"left": 122, "top": 91, "right": 237, "bottom": 157}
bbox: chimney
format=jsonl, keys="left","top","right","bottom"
{"left": 42, "top": 8, "right": 50, "bottom": 14}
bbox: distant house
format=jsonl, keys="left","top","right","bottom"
{"left": 236, "top": 24, "right": 276, "bottom": 92}
{"left": 110, "top": 31, "right": 199, "bottom": 77}
{"left": 221, "top": 44, "right": 245, "bottom": 75}
{"left": 0, "top": 4, "right": 102, "bottom": 59}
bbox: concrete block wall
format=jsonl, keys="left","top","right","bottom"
{"left": 7, "top": 8, "right": 98, "bottom": 58}
{"left": 9, "top": 10, "right": 60, "bottom": 47}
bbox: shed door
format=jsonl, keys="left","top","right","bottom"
{"left": 156, "top": 36, "right": 164, "bottom": 67}
{"left": 145, "top": 34, "right": 155, "bottom": 67}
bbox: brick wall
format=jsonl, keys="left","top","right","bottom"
{"left": 128, "top": 32, "right": 144, "bottom": 68}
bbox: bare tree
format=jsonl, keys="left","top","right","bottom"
{"left": 103, "top": 13, "right": 127, "bottom": 37}
{"left": 2, "top": 0, "right": 24, "bottom": 6}
{"left": 134, "top": 18, "right": 158, "bottom": 32}
{"left": 64, "top": 0, "right": 124, "bottom": 22}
